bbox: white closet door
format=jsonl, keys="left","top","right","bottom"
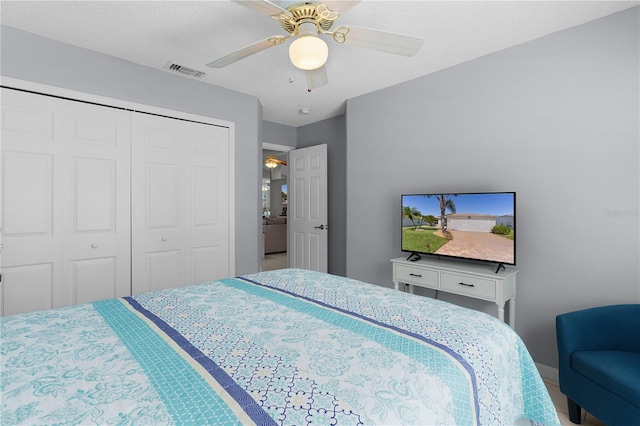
{"left": 0, "top": 89, "right": 131, "bottom": 315}
{"left": 131, "top": 113, "right": 230, "bottom": 294}
{"left": 1, "top": 90, "right": 63, "bottom": 315}
{"left": 60, "top": 100, "right": 131, "bottom": 306}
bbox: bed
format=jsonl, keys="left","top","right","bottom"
{"left": 1, "top": 268, "right": 560, "bottom": 425}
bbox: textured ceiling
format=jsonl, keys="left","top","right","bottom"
{"left": 1, "top": 1, "right": 637, "bottom": 127}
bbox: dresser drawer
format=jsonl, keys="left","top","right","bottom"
{"left": 440, "top": 272, "right": 496, "bottom": 301}
{"left": 394, "top": 264, "right": 438, "bottom": 289}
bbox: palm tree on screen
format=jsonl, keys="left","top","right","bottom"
{"left": 428, "top": 194, "right": 457, "bottom": 233}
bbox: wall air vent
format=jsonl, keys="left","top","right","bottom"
{"left": 163, "top": 62, "right": 206, "bottom": 79}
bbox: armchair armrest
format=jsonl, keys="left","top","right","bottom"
{"left": 557, "top": 304, "right": 640, "bottom": 357}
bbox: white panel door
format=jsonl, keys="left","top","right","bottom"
{"left": 60, "top": 100, "right": 131, "bottom": 305}
{"left": 288, "top": 144, "right": 328, "bottom": 272}
{"left": 0, "top": 88, "right": 130, "bottom": 315}
{"left": 131, "top": 113, "right": 230, "bottom": 294}
{"left": 1, "top": 90, "right": 62, "bottom": 315}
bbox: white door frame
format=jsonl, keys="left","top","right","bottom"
{"left": 0, "top": 77, "right": 236, "bottom": 278}
{"left": 263, "top": 143, "right": 294, "bottom": 152}
{"left": 261, "top": 143, "right": 293, "bottom": 267}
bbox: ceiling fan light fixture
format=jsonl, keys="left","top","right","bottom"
{"left": 265, "top": 158, "right": 278, "bottom": 168}
{"left": 289, "top": 23, "right": 328, "bottom": 70}
{"left": 265, "top": 154, "right": 286, "bottom": 169}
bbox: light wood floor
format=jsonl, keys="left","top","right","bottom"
{"left": 260, "top": 256, "right": 605, "bottom": 426}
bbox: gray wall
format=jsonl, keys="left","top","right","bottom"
{"left": 263, "top": 120, "right": 297, "bottom": 148}
{"left": 1, "top": 25, "right": 264, "bottom": 276}
{"left": 345, "top": 7, "right": 639, "bottom": 369}
{"left": 298, "top": 115, "right": 347, "bottom": 277}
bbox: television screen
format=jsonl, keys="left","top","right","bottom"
{"left": 401, "top": 192, "right": 516, "bottom": 265}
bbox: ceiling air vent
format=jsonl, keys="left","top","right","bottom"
{"left": 163, "top": 62, "right": 206, "bottom": 79}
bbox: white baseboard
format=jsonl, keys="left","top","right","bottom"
{"left": 536, "top": 362, "right": 559, "bottom": 383}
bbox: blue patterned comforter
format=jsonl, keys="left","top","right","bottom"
{"left": 1, "top": 269, "right": 560, "bottom": 425}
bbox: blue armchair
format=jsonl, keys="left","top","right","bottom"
{"left": 556, "top": 304, "right": 640, "bottom": 425}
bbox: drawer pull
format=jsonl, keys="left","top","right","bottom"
{"left": 409, "top": 273, "right": 422, "bottom": 277}
{"left": 458, "top": 282, "right": 475, "bottom": 287}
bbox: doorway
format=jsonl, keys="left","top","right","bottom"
{"left": 262, "top": 143, "right": 293, "bottom": 271}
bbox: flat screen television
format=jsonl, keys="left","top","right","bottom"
{"left": 401, "top": 192, "right": 516, "bottom": 266}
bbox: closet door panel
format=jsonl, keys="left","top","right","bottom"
{"left": 145, "top": 250, "right": 181, "bottom": 291}
{"left": 135, "top": 161, "right": 184, "bottom": 293}
{"left": 61, "top": 101, "right": 131, "bottom": 306}
{"left": 1, "top": 152, "right": 58, "bottom": 276}
{"left": 147, "top": 163, "right": 180, "bottom": 229}
{"left": 2, "top": 152, "right": 54, "bottom": 238}
{"left": 1, "top": 88, "right": 130, "bottom": 315}
{"left": 132, "top": 114, "right": 229, "bottom": 294}
{"left": 192, "top": 166, "right": 217, "bottom": 226}
{"left": 191, "top": 246, "right": 219, "bottom": 284}
{"left": 187, "top": 125, "right": 230, "bottom": 283}
{"left": 2, "top": 104, "right": 54, "bottom": 140}
{"left": 132, "top": 120, "right": 185, "bottom": 294}
{"left": 72, "top": 257, "right": 117, "bottom": 304}
{"left": 1, "top": 90, "right": 63, "bottom": 315}
{"left": 2, "top": 263, "right": 54, "bottom": 316}
{"left": 73, "top": 158, "right": 116, "bottom": 232}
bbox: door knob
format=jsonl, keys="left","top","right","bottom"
{"left": 314, "top": 225, "right": 325, "bottom": 230}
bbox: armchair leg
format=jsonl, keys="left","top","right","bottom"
{"left": 567, "top": 398, "right": 582, "bottom": 424}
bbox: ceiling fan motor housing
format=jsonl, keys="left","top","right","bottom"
{"left": 280, "top": 2, "right": 335, "bottom": 34}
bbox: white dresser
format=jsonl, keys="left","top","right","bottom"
{"left": 391, "top": 257, "right": 518, "bottom": 327}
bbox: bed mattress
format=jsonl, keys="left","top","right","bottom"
{"left": 1, "top": 268, "right": 560, "bottom": 425}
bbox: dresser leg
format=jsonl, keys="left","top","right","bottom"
{"left": 497, "top": 303, "right": 505, "bottom": 322}
{"left": 508, "top": 298, "right": 516, "bottom": 328}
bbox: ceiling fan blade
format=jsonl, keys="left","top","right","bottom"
{"left": 321, "top": 1, "right": 362, "bottom": 17}
{"left": 231, "top": 0, "right": 291, "bottom": 18}
{"left": 306, "top": 66, "right": 328, "bottom": 91}
{"left": 265, "top": 155, "right": 287, "bottom": 167}
{"left": 206, "top": 36, "right": 288, "bottom": 68}
{"left": 333, "top": 25, "right": 424, "bottom": 57}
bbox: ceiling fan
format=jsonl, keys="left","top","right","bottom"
{"left": 265, "top": 154, "right": 287, "bottom": 168}
{"left": 206, "top": 0, "right": 424, "bottom": 91}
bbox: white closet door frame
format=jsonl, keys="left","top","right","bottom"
{"left": 0, "top": 77, "right": 236, "bottom": 280}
